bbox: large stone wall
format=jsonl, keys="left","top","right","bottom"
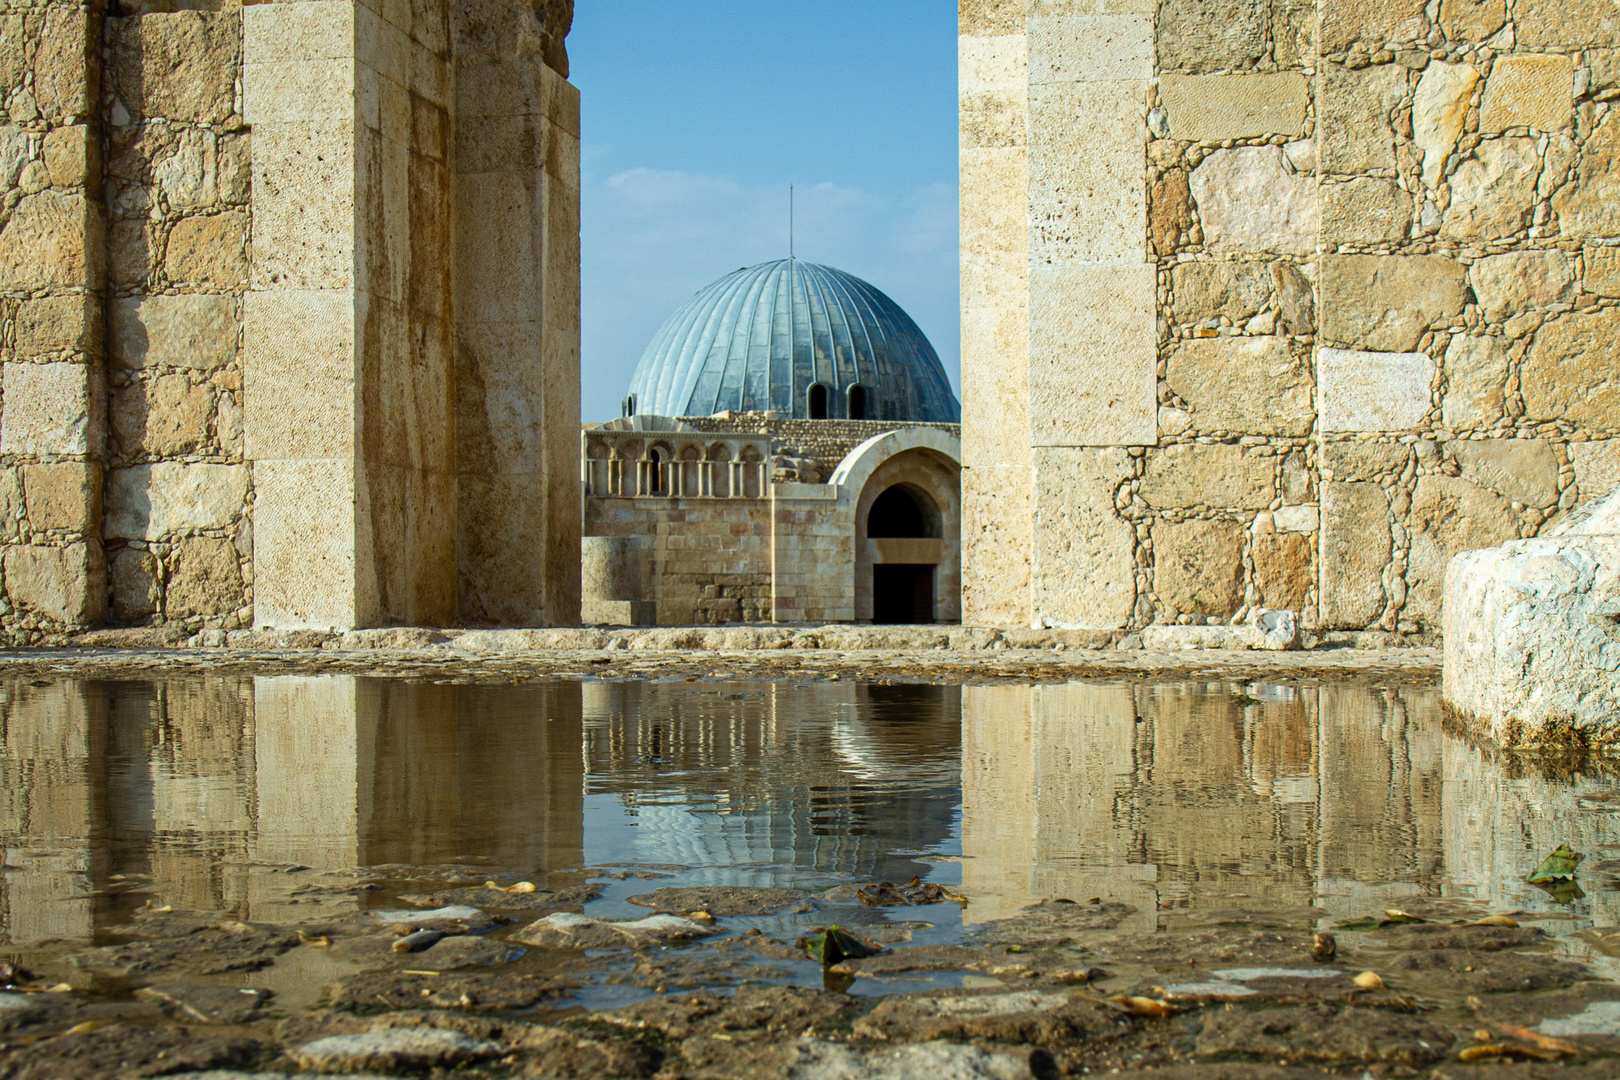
{"left": 961, "top": 0, "right": 1620, "bottom": 637}
{"left": 0, "top": 0, "right": 579, "bottom": 638}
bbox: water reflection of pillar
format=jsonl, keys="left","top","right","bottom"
{"left": 0, "top": 682, "right": 106, "bottom": 944}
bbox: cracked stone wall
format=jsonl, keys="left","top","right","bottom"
{"left": 0, "top": 0, "right": 578, "bottom": 638}
{"left": 961, "top": 0, "right": 1620, "bottom": 638}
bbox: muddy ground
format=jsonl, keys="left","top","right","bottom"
{"left": 1, "top": 871, "right": 1617, "bottom": 1079}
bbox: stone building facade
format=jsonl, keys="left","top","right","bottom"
{"left": 961, "top": 0, "right": 1620, "bottom": 637}
{"left": 0, "top": 0, "right": 578, "bottom": 638}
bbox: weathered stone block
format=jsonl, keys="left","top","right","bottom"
{"left": 1189, "top": 146, "right": 1316, "bottom": 256}
{"left": 21, "top": 462, "right": 98, "bottom": 534}
{"left": 1441, "top": 138, "right": 1540, "bottom": 241}
{"left": 1272, "top": 262, "right": 1315, "bottom": 335}
{"left": 1441, "top": 334, "right": 1506, "bottom": 429}
{"left": 959, "top": 0, "right": 1024, "bottom": 36}
{"left": 1272, "top": 0, "right": 1316, "bottom": 66}
{"left": 1254, "top": 530, "right": 1312, "bottom": 611}
{"left": 42, "top": 125, "right": 90, "bottom": 189}
{"left": 1515, "top": 0, "right": 1620, "bottom": 48}
{"left": 1522, "top": 309, "right": 1620, "bottom": 429}
{"left": 109, "top": 548, "right": 159, "bottom": 623}
{"left": 1140, "top": 443, "right": 1274, "bottom": 510}
{"left": 33, "top": 8, "right": 91, "bottom": 120}
{"left": 1481, "top": 54, "right": 1573, "bottom": 132}
{"left": 1553, "top": 112, "right": 1620, "bottom": 239}
{"left": 1319, "top": 254, "right": 1466, "bottom": 352}
{"left": 1319, "top": 64, "right": 1406, "bottom": 175}
{"left": 960, "top": 148, "right": 1027, "bottom": 305}
{"left": 1165, "top": 337, "right": 1314, "bottom": 437}
{"left": 1321, "top": 440, "right": 1410, "bottom": 481}
{"left": 1413, "top": 63, "right": 1480, "bottom": 189}
{"left": 165, "top": 212, "right": 249, "bottom": 289}
{"left": 962, "top": 464, "right": 1032, "bottom": 627}
{"left": 107, "top": 218, "right": 154, "bottom": 289}
{"left": 1451, "top": 439, "right": 1560, "bottom": 509}
{"left": 112, "top": 375, "right": 215, "bottom": 457}
{"left": 1321, "top": 0, "right": 1427, "bottom": 51}
{"left": 1027, "top": 13, "right": 1151, "bottom": 83}
{"left": 1159, "top": 74, "right": 1308, "bottom": 141}
{"left": 1587, "top": 246, "right": 1620, "bottom": 297}
{"left": 1148, "top": 168, "right": 1192, "bottom": 256}
{"left": 4, "top": 541, "right": 104, "bottom": 624}
{"left": 1027, "top": 263, "right": 1156, "bottom": 447}
{"left": 1407, "top": 473, "right": 1519, "bottom": 626}
{"left": 252, "top": 458, "right": 357, "bottom": 628}
{"left": 1319, "top": 481, "right": 1389, "bottom": 628}
{"left": 0, "top": 192, "right": 93, "bottom": 291}
{"left": 1321, "top": 178, "right": 1414, "bottom": 245}
{"left": 1156, "top": 0, "right": 1267, "bottom": 71}
{"left": 1318, "top": 348, "right": 1433, "bottom": 432}
{"left": 104, "top": 463, "right": 249, "bottom": 541}
{"left": 0, "top": 470, "right": 20, "bottom": 543}
{"left": 15, "top": 293, "right": 98, "bottom": 357}
{"left": 1154, "top": 518, "right": 1244, "bottom": 618}
{"left": 243, "top": 289, "right": 358, "bottom": 461}
{"left": 1439, "top": 0, "right": 1506, "bottom": 42}
{"left": 1031, "top": 448, "right": 1135, "bottom": 629}
{"left": 109, "top": 12, "right": 239, "bottom": 125}
{"left": 1170, "top": 261, "right": 1273, "bottom": 325}
{"left": 960, "top": 306, "right": 1029, "bottom": 468}
{"left": 0, "top": 362, "right": 94, "bottom": 456}
{"left": 1468, "top": 251, "right": 1575, "bottom": 323}
{"left": 1444, "top": 534, "right": 1620, "bottom": 746}
{"left": 1572, "top": 443, "right": 1620, "bottom": 503}
{"left": 166, "top": 536, "right": 243, "bottom": 618}
{"left": 110, "top": 294, "right": 237, "bottom": 371}
{"left": 1028, "top": 81, "right": 1145, "bottom": 264}
{"left": 250, "top": 121, "right": 358, "bottom": 291}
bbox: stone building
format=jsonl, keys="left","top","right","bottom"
{"left": 0, "top": 0, "right": 579, "bottom": 638}
{"left": 582, "top": 259, "right": 965, "bottom": 625}
{"left": 960, "top": 0, "right": 1620, "bottom": 638}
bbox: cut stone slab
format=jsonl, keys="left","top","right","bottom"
{"left": 510, "top": 911, "right": 720, "bottom": 949}
{"left": 1159, "top": 74, "right": 1308, "bottom": 141}
{"left": 1318, "top": 348, "right": 1434, "bottom": 432}
{"left": 291, "top": 1027, "right": 503, "bottom": 1073}
{"left": 1190, "top": 145, "right": 1317, "bottom": 256}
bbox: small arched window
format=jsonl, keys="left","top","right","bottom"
{"left": 807, "top": 383, "right": 828, "bottom": 420}
{"left": 847, "top": 384, "right": 867, "bottom": 420}
{"left": 622, "top": 393, "right": 636, "bottom": 417}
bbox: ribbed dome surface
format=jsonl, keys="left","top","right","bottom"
{"left": 625, "top": 260, "right": 960, "bottom": 422}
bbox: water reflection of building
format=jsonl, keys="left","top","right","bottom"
{"left": 580, "top": 682, "right": 962, "bottom": 885}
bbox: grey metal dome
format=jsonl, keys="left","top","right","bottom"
{"left": 624, "top": 260, "right": 960, "bottom": 422}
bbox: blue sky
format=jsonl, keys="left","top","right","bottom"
{"left": 570, "top": 2, "right": 959, "bottom": 422}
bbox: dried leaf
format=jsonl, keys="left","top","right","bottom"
{"left": 799, "top": 926, "right": 881, "bottom": 967}
{"left": 65, "top": 1022, "right": 98, "bottom": 1034}
{"left": 1468, "top": 914, "right": 1519, "bottom": 927}
{"left": 1495, "top": 1022, "right": 1580, "bottom": 1056}
{"left": 1353, "top": 971, "right": 1385, "bottom": 990}
{"left": 1460, "top": 1045, "right": 1511, "bottom": 1062}
{"left": 1381, "top": 910, "right": 1426, "bottom": 925}
{"left": 1529, "top": 845, "right": 1584, "bottom": 883}
{"left": 1109, "top": 994, "right": 1173, "bottom": 1017}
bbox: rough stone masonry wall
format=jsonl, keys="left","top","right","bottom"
{"left": 960, "top": 0, "right": 1620, "bottom": 638}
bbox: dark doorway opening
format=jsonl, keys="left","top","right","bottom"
{"left": 873, "top": 564, "right": 934, "bottom": 624}
{"left": 848, "top": 384, "right": 866, "bottom": 420}
{"left": 867, "top": 484, "right": 937, "bottom": 538}
{"left": 808, "top": 383, "right": 828, "bottom": 419}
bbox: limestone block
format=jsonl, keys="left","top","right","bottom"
{"left": 1439, "top": 0, "right": 1506, "bottom": 43}
{"left": 109, "top": 12, "right": 239, "bottom": 125}
{"left": 112, "top": 375, "right": 215, "bottom": 457}
{"left": 960, "top": 306, "right": 1029, "bottom": 468}
{"left": 1407, "top": 473, "right": 1519, "bottom": 625}
{"left": 0, "top": 126, "right": 28, "bottom": 190}
{"left": 1, "top": 362, "right": 94, "bottom": 456}
{"left": 1319, "top": 481, "right": 1390, "bottom": 628}
{"left": 15, "top": 294, "right": 98, "bottom": 358}
{"left": 0, "top": 192, "right": 93, "bottom": 291}
{"left": 960, "top": 34, "right": 1025, "bottom": 97}
{"left": 1481, "top": 54, "right": 1573, "bottom": 132}
{"left": 1413, "top": 63, "right": 1481, "bottom": 189}
{"left": 1274, "top": 504, "right": 1318, "bottom": 532}
{"left": 248, "top": 458, "right": 357, "bottom": 628}
{"left": 1467, "top": 251, "right": 1576, "bottom": 324}
{"left": 1587, "top": 246, "right": 1620, "bottom": 298}
{"left": 42, "top": 125, "right": 89, "bottom": 189}
{"left": 1442, "top": 138, "right": 1540, "bottom": 241}
{"left": 1522, "top": 309, "right": 1620, "bottom": 428}
{"left": 1165, "top": 337, "right": 1314, "bottom": 436}
{"left": 960, "top": 148, "right": 1028, "bottom": 306}
{"left": 242, "top": 58, "right": 357, "bottom": 125}
{"left": 1451, "top": 439, "right": 1560, "bottom": 509}
{"left": 960, "top": 0, "right": 1024, "bottom": 36}
{"left": 1156, "top": 0, "right": 1267, "bottom": 72}
{"left": 1169, "top": 261, "right": 1272, "bottom": 325}
{"left": 1319, "top": 254, "right": 1466, "bottom": 352}
{"left": 1321, "top": 440, "right": 1411, "bottom": 481}
{"left": 107, "top": 218, "right": 154, "bottom": 289}
{"left": 166, "top": 536, "right": 243, "bottom": 618}
{"left": 109, "top": 548, "right": 159, "bottom": 623}
{"left": 1140, "top": 443, "right": 1274, "bottom": 510}
{"left": 1515, "top": 0, "right": 1620, "bottom": 48}
{"left": 0, "top": 470, "right": 20, "bottom": 543}
{"left": 1148, "top": 168, "right": 1192, "bottom": 256}
{"left": 961, "top": 89, "right": 1025, "bottom": 150}
{"left": 582, "top": 535, "right": 644, "bottom": 601}
{"left": 1159, "top": 74, "right": 1308, "bottom": 141}
{"left": 1027, "top": 14, "right": 1151, "bottom": 83}
{"left": 249, "top": 122, "right": 358, "bottom": 291}
{"left": 1027, "top": 262, "right": 1156, "bottom": 447}
{"left": 1254, "top": 531, "right": 1313, "bottom": 611}
{"left": 1572, "top": 443, "right": 1620, "bottom": 503}
{"left": 1317, "top": 348, "right": 1434, "bottom": 432}
{"left": 243, "top": 0, "right": 354, "bottom": 64}
{"left": 21, "top": 462, "right": 98, "bottom": 533}
{"left": 1028, "top": 81, "right": 1145, "bottom": 264}
{"left": 165, "top": 212, "right": 249, "bottom": 289}
{"left": 1031, "top": 448, "right": 1135, "bottom": 629}
{"left": 1189, "top": 146, "right": 1316, "bottom": 256}
{"left": 1273, "top": 0, "right": 1316, "bottom": 65}
{"left": 962, "top": 464, "right": 1032, "bottom": 626}
{"left": 243, "top": 290, "right": 357, "bottom": 460}
{"left": 32, "top": 8, "right": 90, "bottom": 121}
{"left": 1322, "top": 178, "right": 1414, "bottom": 245}
{"left": 1319, "top": 64, "right": 1406, "bottom": 176}
{"left": 1552, "top": 112, "right": 1620, "bottom": 239}
{"left": 3, "top": 542, "right": 103, "bottom": 624}
{"left": 1154, "top": 518, "right": 1244, "bottom": 618}
{"left": 104, "top": 463, "right": 249, "bottom": 541}
{"left": 1272, "top": 262, "right": 1315, "bottom": 335}
{"left": 110, "top": 294, "right": 237, "bottom": 371}
{"left": 1441, "top": 334, "right": 1507, "bottom": 429}
{"left": 1321, "top": 0, "right": 1427, "bottom": 51}
{"left": 1443, "top": 536, "right": 1620, "bottom": 745}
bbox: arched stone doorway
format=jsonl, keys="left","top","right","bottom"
{"left": 846, "top": 438, "right": 961, "bottom": 625}
{"left": 867, "top": 484, "right": 943, "bottom": 623}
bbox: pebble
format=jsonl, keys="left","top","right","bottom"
{"left": 391, "top": 929, "right": 442, "bottom": 953}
